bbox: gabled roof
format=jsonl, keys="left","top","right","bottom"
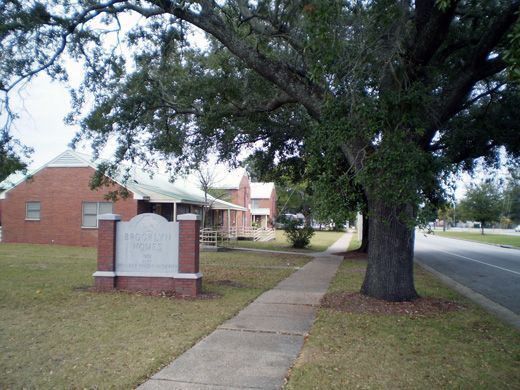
{"left": 250, "top": 182, "right": 275, "bottom": 199}
{"left": 0, "top": 150, "right": 247, "bottom": 211}
{"left": 48, "top": 150, "right": 92, "bottom": 167}
{"left": 207, "top": 167, "right": 249, "bottom": 190}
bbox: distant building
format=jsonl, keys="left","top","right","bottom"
{"left": 0, "top": 150, "right": 246, "bottom": 246}
{"left": 205, "top": 167, "right": 252, "bottom": 229}
{"left": 250, "top": 182, "right": 277, "bottom": 228}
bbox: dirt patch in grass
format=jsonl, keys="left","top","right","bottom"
{"left": 207, "top": 279, "right": 245, "bottom": 288}
{"left": 88, "top": 287, "right": 222, "bottom": 300}
{"left": 72, "top": 285, "right": 92, "bottom": 292}
{"left": 332, "top": 250, "right": 368, "bottom": 260}
{"left": 343, "top": 267, "right": 366, "bottom": 273}
{"left": 321, "top": 292, "right": 465, "bottom": 317}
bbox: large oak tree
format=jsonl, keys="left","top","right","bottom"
{"left": 1, "top": 0, "right": 519, "bottom": 301}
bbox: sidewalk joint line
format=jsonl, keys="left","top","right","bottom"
{"left": 256, "top": 301, "right": 319, "bottom": 307}
{"left": 217, "top": 327, "right": 308, "bottom": 337}
{"left": 150, "top": 377, "right": 264, "bottom": 389}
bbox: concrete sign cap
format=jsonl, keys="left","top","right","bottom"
{"left": 177, "top": 213, "right": 201, "bottom": 221}
{"left": 98, "top": 213, "right": 122, "bottom": 221}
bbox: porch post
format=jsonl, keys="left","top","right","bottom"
{"left": 227, "top": 208, "right": 231, "bottom": 235}
{"left": 173, "top": 202, "right": 177, "bottom": 221}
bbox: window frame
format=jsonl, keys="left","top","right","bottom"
{"left": 25, "top": 201, "right": 41, "bottom": 221}
{"left": 81, "top": 201, "right": 113, "bottom": 228}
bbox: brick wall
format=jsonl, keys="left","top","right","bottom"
{"left": 2, "top": 167, "right": 138, "bottom": 246}
{"left": 253, "top": 187, "right": 277, "bottom": 227}
{"left": 229, "top": 175, "right": 251, "bottom": 228}
{"left": 116, "top": 276, "right": 175, "bottom": 291}
{"left": 94, "top": 214, "right": 202, "bottom": 296}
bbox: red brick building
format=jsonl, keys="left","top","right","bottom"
{"left": 0, "top": 150, "right": 246, "bottom": 246}
{"left": 250, "top": 182, "right": 277, "bottom": 228}
{"left": 208, "top": 167, "right": 252, "bottom": 229}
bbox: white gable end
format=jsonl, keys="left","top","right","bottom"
{"left": 47, "top": 150, "right": 91, "bottom": 167}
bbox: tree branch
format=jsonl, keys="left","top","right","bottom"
{"left": 459, "top": 82, "right": 505, "bottom": 111}
{"left": 2, "top": 0, "right": 128, "bottom": 93}
{"left": 471, "top": 1, "right": 520, "bottom": 67}
{"left": 410, "top": 0, "right": 459, "bottom": 69}
{"left": 230, "top": 93, "right": 298, "bottom": 116}
{"left": 161, "top": 1, "right": 324, "bottom": 119}
{"left": 420, "top": 1, "right": 519, "bottom": 148}
{"left": 236, "top": 0, "right": 304, "bottom": 54}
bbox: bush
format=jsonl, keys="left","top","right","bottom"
{"left": 284, "top": 220, "right": 315, "bottom": 248}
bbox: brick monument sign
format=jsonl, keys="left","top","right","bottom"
{"left": 93, "top": 213, "right": 202, "bottom": 296}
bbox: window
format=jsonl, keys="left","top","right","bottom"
{"left": 176, "top": 204, "right": 190, "bottom": 215}
{"left": 82, "top": 202, "right": 113, "bottom": 228}
{"left": 26, "top": 202, "right": 41, "bottom": 220}
{"left": 251, "top": 199, "right": 260, "bottom": 209}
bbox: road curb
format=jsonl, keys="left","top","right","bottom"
{"left": 415, "top": 258, "right": 520, "bottom": 330}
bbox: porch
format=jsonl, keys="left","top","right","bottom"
{"left": 200, "top": 226, "right": 276, "bottom": 247}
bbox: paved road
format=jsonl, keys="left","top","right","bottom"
{"left": 414, "top": 233, "right": 520, "bottom": 314}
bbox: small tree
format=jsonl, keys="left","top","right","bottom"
{"left": 284, "top": 220, "right": 315, "bottom": 249}
{"left": 437, "top": 204, "right": 456, "bottom": 231}
{"left": 459, "top": 182, "right": 502, "bottom": 235}
{"left": 195, "top": 164, "right": 231, "bottom": 228}
{"left": 502, "top": 170, "right": 520, "bottom": 225}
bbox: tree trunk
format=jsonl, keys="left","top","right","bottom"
{"left": 359, "top": 213, "right": 369, "bottom": 253}
{"left": 361, "top": 197, "right": 419, "bottom": 301}
{"left": 481, "top": 222, "right": 485, "bottom": 235}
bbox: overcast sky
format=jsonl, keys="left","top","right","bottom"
{"left": 8, "top": 74, "right": 82, "bottom": 168}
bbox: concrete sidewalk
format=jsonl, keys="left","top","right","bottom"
{"left": 139, "top": 233, "right": 351, "bottom": 390}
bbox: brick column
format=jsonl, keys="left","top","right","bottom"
{"left": 176, "top": 213, "right": 202, "bottom": 296}
{"left": 93, "top": 213, "right": 121, "bottom": 290}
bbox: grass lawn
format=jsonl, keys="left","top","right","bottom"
{"left": 434, "top": 230, "right": 520, "bottom": 248}
{"left": 285, "top": 239, "right": 520, "bottom": 389}
{"left": 0, "top": 243, "right": 309, "bottom": 389}
{"left": 227, "top": 229, "right": 346, "bottom": 252}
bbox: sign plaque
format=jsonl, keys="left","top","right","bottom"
{"left": 115, "top": 213, "right": 179, "bottom": 276}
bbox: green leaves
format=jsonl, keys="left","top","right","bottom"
{"left": 504, "top": 13, "right": 520, "bottom": 83}
{"left": 283, "top": 220, "right": 315, "bottom": 249}
{"left": 435, "top": 0, "right": 454, "bottom": 13}
{"left": 0, "top": 130, "right": 30, "bottom": 183}
{"left": 458, "top": 181, "right": 502, "bottom": 231}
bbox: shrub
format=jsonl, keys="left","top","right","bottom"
{"left": 284, "top": 220, "right": 315, "bottom": 248}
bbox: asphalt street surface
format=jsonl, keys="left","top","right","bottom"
{"left": 414, "top": 233, "right": 520, "bottom": 314}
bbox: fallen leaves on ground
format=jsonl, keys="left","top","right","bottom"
{"left": 321, "top": 292, "right": 465, "bottom": 317}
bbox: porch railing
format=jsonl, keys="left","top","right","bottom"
{"left": 201, "top": 226, "right": 275, "bottom": 246}
{"left": 256, "top": 228, "right": 276, "bottom": 242}
{"left": 199, "top": 228, "right": 222, "bottom": 247}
